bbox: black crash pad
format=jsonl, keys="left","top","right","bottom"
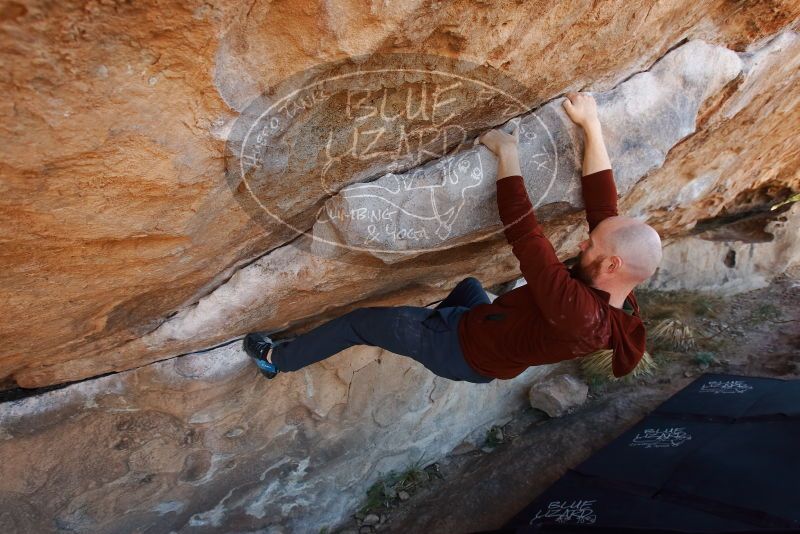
{"left": 478, "top": 373, "right": 800, "bottom": 534}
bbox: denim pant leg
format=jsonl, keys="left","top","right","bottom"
{"left": 418, "top": 305, "right": 495, "bottom": 383}
{"left": 270, "top": 306, "right": 427, "bottom": 373}
{"left": 435, "top": 276, "right": 491, "bottom": 310}
{"left": 270, "top": 305, "right": 494, "bottom": 383}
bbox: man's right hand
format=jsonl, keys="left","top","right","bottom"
{"left": 564, "top": 91, "right": 612, "bottom": 179}
{"left": 563, "top": 92, "right": 600, "bottom": 129}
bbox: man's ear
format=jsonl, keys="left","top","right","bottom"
{"left": 607, "top": 255, "right": 623, "bottom": 273}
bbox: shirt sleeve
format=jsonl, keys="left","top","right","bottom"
{"left": 580, "top": 168, "right": 618, "bottom": 232}
{"left": 496, "top": 175, "right": 602, "bottom": 332}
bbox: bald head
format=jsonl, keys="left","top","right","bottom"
{"left": 593, "top": 216, "right": 662, "bottom": 282}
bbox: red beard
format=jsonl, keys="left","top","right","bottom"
{"left": 572, "top": 253, "right": 605, "bottom": 286}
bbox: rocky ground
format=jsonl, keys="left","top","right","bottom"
{"left": 331, "top": 271, "right": 800, "bottom": 534}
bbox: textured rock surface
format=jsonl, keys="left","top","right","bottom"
{"left": 528, "top": 374, "right": 590, "bottom": 417}
{"left": 1, "top": 2, "right": 800, "bottom": 533}
{"left": 645, "top": 203, "right": 800, "bottom": 294}
{"left": 11, "top": 30, "right": 800, "bottom": 388}
{"left": 0, "top": 340, "right": 544, "bottom": 533}
{"left": 2, "top": 1, "right": 800, "bottom": 388}
{"left": 315, "top": 40, "right": 741, "bottom": 261}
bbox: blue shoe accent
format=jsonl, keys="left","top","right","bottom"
{"left": 243, "top": 332, "right": 279, "bottom": 379}
{"left": 255, "top": 358, "right": 278, "bottom": 375}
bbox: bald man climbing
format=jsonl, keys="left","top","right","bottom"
{"left": 243, "top": 91, "right": 662, "bottom": 382}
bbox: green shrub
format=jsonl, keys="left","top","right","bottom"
{"left": 359, "top": 456, "right": 435, "bottom": 515}
{"left": 484, "top": 425, "right": 504, "bottom": 448}
{"left": 748, "top": 303, "right": 782, "bottom": 324}
{"left": 692, "top": 351, "right": 716, "bottom": 366}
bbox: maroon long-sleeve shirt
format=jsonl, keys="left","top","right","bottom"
{"left": 457, "top": 168, "right": 647, "bottom": 379}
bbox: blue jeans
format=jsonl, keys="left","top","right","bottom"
{"left": 270, "top": 277, "right": 495, "bottom": 383}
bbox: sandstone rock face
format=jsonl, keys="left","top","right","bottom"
{"left": 1, "top": 2, "right": 800, "bottom": 533}
{"left": 0, "top": 342, "right": 545, "bottom": 533}
{"left": 2, "top": 1, "right": 799, "bottom": 388}
{"left": 18, "top": 34, "right": 743, "bottom": 388}
{"left": 645, "top": 203, "right": 800, "bottom": 294}
{"left": 315, "top": 40, "right": 741, "bottom": 262}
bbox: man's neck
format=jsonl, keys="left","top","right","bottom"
{"left": 595, "top": 283, "right": 635, "bottom": 309}
{"left": 569, "top": 263, "right": 636, "bottom": 309}
{"left": 607, "top": 292, "right": 628, "bottom": 309}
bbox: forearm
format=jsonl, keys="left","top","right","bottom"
{"left": 581, "top": 120, "right": 612, "bottom": 175}
{"left": 496, "top": 145, "right": 522, "bottom": 181}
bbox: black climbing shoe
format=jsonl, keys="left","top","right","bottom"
{"left": 243, "top": 332, "right": 278, "bottom": 379}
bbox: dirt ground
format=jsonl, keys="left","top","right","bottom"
{"left": 332, "top": 272, "right": 800, "bottom": 534}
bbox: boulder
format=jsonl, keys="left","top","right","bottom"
{"left": 528, "top": 374, "right": 590, "bottom": 417}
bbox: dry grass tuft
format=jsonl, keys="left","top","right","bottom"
{"left": 580, "top": 348, "right": 657, "bottom": 382}
{"left": 649, "top": 318, "right": 696, "bottom": 351}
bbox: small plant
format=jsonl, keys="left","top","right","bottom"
{"left": 579, "top": 348, "right": 657, "bottom": 382}
{"left": 394, "top": 460, "right": 429, "bottom": 494}
{"left": 422, "top": 462, "right": 444, "bottom": 482}
{"left": 361, "top": 475, "right": 395, "bottom": 514}
{"left": 690, "top": 296, "right": 719, "bottom": 318}
{"left": 484, "top": 425, "right": 504, "bottom": 448}
{"left": 584, "top": 372, "right": 610, "bottom": 391}
{"left": 692, "top": 351, "right": 716, "bottom": 367}
{"left": 636, "top": 290, "right": 723, "bottom": 322}
{"left": 747, "top": 303, "right": 782, "bottom": 324}
{"left": 770, "top": 192, "right": 800, "bottom": 211}
{"left": 650, "top": 319, "right": 696, "bottom": 351}
{"left": 359, "top": 456, "right": 436, "bottom": 515}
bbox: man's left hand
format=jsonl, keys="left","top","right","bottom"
{"left": 477, "top": 125, "right": 520, "bottom": 156}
